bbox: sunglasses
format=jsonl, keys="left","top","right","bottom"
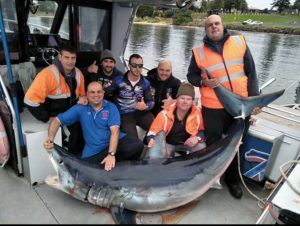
{"left": 130, "top": 63, "right": 143, "bottom": 68}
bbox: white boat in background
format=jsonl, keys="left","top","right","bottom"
{"left": 0, "top": 0, "right": 299, "bottom": 224}
{"left": 242, "top": 19, "right": 263, "bottom": 25}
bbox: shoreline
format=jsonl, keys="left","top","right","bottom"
{"left": 133, "top": 21, "right": 300, "bottom": 35}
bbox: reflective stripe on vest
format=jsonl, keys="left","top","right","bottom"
{"left": 48, "top": 65, "right": 81, "bottom": 99}
{"left": 193, "top": 35, "right": 248, "bottom": 109}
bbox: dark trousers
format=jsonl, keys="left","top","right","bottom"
{"left": 81, "top": 134, "right": 144, "bottom": 164}
{"left": 62, "top": 122, "right": 85, "bottom": 155}
{"left": 202, "top": 107, "right": 250, "bottom": 185}
{"left": 120, "top": 111, "right": 154, "bottom": 139}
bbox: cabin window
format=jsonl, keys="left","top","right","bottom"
{"left": 28, "top": 1, "right": 58, "bottom": 34}
{"left": 0, "top": 0, "right": 19, "bottom": 62}
{"left": 58, "top": 7, "right": 69, "bottom": 40}
{"left": 77, "top": 6, "right": 110, "bottom": 52}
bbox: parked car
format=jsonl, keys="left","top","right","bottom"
{"left": 242, "top": 19, "right": 263, "bottom": 25}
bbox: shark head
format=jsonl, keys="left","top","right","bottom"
{"left": 48, "top": 148, "right": 76, "bottom": 193}
{"left": 48, "top": 145, "right": 91, "bottom": 202}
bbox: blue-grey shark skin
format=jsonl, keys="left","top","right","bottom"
{"left": 206, "top": 73, "right": 285, "bottom": 119}
{"left": 213, "top": 84, "right": 285, "bottom": 119}
{"left": 51, "top": 121, "right": 243, "bottom": 212}
{"left": 48, "top": 86, "right": 284, "bottom": 213}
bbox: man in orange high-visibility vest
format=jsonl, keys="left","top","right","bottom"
{"left": 187, "top": 14, "right": 261, "bottom": 199}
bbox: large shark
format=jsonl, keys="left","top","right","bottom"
{"left": 46, "top": 84, "right": 284, "bottom": 218}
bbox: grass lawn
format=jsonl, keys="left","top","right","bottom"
{"left": 221, "top": 14, "right": 300, "bottom": 27}
{"left": 135, "top": 13, "right": 300, "bottom": 34}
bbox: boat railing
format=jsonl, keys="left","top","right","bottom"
{"left": 282, "top": 104, "right": 300, "bottom": 110}
{"left": 259, "top": 78, "right": 276, "bottom": 93}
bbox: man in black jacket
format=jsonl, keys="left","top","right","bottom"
{"left": 83, "top": 49, "right": 123, "bottom": 102}
{"left": 146, "top": 59, "right": 181, "bottom": 116}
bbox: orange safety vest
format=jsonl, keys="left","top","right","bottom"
{"left": 192, "top": 35, "right": 248, "bottom": 109}
{"left": 24, "top": 64, "right": 85, "bottom": 107}
{"left": 147, "top": 103, "right": 205, "bottom": 137}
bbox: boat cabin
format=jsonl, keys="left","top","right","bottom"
{"left": 0, "top": 0, "right": 191, "bottom": 181}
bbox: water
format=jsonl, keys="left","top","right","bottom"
{"left": 125, "top": 24, "right": 300, "bottom": 105}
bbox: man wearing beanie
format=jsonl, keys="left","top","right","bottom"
{"left": 83, "top": 49, "right": 123, "bottom": 102}
{"left": 145, "top": 82, "right": 206, "bottom": 159}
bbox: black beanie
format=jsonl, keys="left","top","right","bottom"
{"left": 100, "top": 49, "right": 116, "bottom": 63}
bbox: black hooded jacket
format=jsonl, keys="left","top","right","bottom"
{"left": 83, "top": 65, "right": 123, "bottom": 102}
{"left": 146, "top": 68, "right": 181, "bottom": 116}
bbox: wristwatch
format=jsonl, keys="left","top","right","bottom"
{"left": 108, "top": 152, "right": 116, "bottom": 156}
{"left": 197, "top": 136, "right": 204, "bottom": 143}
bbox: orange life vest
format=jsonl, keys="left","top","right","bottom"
{"left": 192, "top": 35, "right": 248, "bottom": 109}
{"left": 147, "top": 103, "right": 204, "bottom": 137}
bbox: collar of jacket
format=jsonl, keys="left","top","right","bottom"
{"left": 164, "top": 102, "right": 199, "bottom": 122}
{"left": 53, "top": 57, "right": 76, "bottom": 78}
{"left": 147, "top": 67, "right": 174, "bottom": 83}
{"left": 203, "top": 28, "right": 230, "bottom": 53}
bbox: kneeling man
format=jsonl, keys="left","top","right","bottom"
{"left": 44, "top": 82, "right": 143, "bottom": 171}
{"left": 146, "top": 82, "right": 206, "bottom": 159}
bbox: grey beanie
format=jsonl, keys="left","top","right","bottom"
{"left": 100, "top": 49, "right": 116, "bottom": 63}
{"left": 176, "top": 82, "right": 195, "bottom": 99}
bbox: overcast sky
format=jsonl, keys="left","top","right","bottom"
{"left": 246, "top": 0, "right": 295, "bottom": 9}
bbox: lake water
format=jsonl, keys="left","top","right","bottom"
{"left": 125, "top": 24, "right": 300, "bottom": 105}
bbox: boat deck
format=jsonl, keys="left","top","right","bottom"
{"left": 0, "top": 165, "right": 270, "bottom": 224}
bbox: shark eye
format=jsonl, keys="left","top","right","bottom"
{"left": 58, "top": 159, "right": 63, "bottom": 165}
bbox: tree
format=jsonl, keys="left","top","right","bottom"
{"left": 224, "top": 0, "right": 234, "bottom": 12}
{"left": 271, "top": 0, "right": 291, "bottom": 13}
{"left": 240, "top": 0, "right": 248, "bottom": 12}
{"left": 200, "top": 0, "right": 208, "bottom": 12}
{"left": 172, "top": 10, "right": 193, "bottom": 25}
{"left": 224, "top": 0, "right": 244, "bottom": 12}
{"left": 208, "top": 0, "right": 224, "bottom": 11}
{"left": 294, "top": 0, "right": 300, "bottom": 14}
{"left": 136, "top": 6, "right": 154, "bottom": 19}
{"left": 38, "top": 1, "right": 56, "bottom": 15}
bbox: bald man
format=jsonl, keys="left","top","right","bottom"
{"left": 44, "top": 82, "right": 143, "bottom": 172}
{"left": 186, "top": 14, "right": 260, "bottom": 199}
{"left": 146, "top": 59, "right": 181, "bottom": 116}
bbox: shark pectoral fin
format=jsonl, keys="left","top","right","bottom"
{"left": 111, "top": 207, "right": 164, "bottom": 224}
{"left": 110, "top": 206, "right": 138, "bottom": 224}
{"left": 210, "top": 178, "right": 224, "bottom": 190}
{"left": 148, "top": 131, "right": 167, "bottom": 159}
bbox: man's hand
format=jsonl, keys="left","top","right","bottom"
{"left": 251, "top": 107, "right": 262, "bottom": 115}
{"left": 87, "top": 60, "right": 99, "bottom": 73}
{"left": 184, "top": 136, "right": 199, "bottom": 148}
{"left": 202, "top": 78, "right": 219, "bottom": 88}
{"left": 77, "top": 96, "right": 88, "bottom": 105}
{"left": 147, "top": 138, "right": 155, "bottom": 148}
{"left": 136, "top": 97, "right": 148, "bottom": 111}
{"left": 162, "top": 96, "right": 176, "bottom": 109}
{"left": 43, "top": 137, "right": 54, "bottom": 153}
{"left": 101, "top": 155, "right": 116, "bottom": 171}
